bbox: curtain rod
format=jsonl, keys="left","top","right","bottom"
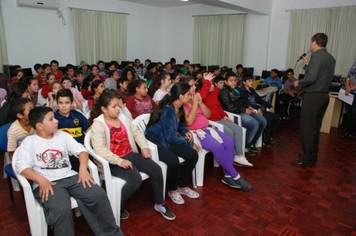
{"left": 68, "top": 7, "right": 129, "bottom": 15}
{"left": 285, "top": 5, "right": 356, "bottom": 12}
{"left": 193, "top": 13, "right": 247, "bottom": 17}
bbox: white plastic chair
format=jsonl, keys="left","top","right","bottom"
{"left": 133, "top": 114, "right": 200, "bottom": 187}
{"left": 37, "top": 88, "right": 48, "bottom": 106}
{"left": 12, "top": 148, "right": 100, "bottom": 236}
{"left": 82, "top": 100, "right": 90, "bottom": 116}
{"left": 84, "top": 128, "right": 165, "bottom": 226}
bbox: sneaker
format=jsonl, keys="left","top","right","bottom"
{"left": 245, "top": 148, "right": 255, "bottom": 156}
{"left": 249, "top": 145, "right": 258, "bottom": 153}
{"left": 154, "top": 204, "right": 176, "bottom": 220}
{"left": 178, "top": 187, "right": 200, "bottom": 199}
{"left": 234, "top": 176, "right": 252, "bottom": 190}
{"left": 262, "top": 141, "right": 272, "bottom": 148}
{"left": 168, "top": 191, "right": 185, "bottom": 205}
{"left": 221, "top": 177, "right": 241, "bottom": 189}
{"left": 234, "top": 155, "right": 253, "bottom": 167}
{"left": 120, "top": 209, "right": 129, "bottom": 219}
{"left": 73, "top": 208, "right": 82, "bottom": 217}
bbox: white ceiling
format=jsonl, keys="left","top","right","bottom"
{"left": 118, "top": 0, "right": 198, "bottom": 8}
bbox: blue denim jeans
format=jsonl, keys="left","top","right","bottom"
{"left": 238, "top": 112, "right": 267, "bottom": 146}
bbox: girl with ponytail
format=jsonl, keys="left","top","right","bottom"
{"left": 145, "top": 82, "right": 200, "bottom": 205}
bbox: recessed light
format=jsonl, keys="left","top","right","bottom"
{"left": 181, "top": 0, "right": 189, "bottom": 2}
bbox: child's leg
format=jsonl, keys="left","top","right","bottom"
{"left": 250, "top": 113, "right": 267, "bottom": 145}
{"left": 198, "top": 130, "right": 238, "bottom": 178}
{"left": 216, "top": 119, "right": 244, "bottom": 155}
{"left": 167, "top": 144, "right": 198, "bottom": 188}
{"left": 125, "top": 152, "right": 165, "bottom": 205}
{"left": 33, "top": 177, "right": 75, "bottom": 236}
{"left": 66, "top": 175, "right": 123, "bottom": 236}
{"left": 238, "top": 113, "right": 259, "bottom": 147}
{"left": 110, "top": 162, "right": 142, "bottom": 207}
{"left": 146, "top": 136, "right": 180, "bottom": 191}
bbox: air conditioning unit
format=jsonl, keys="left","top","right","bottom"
{"left": 16, "top": 0, "right": 59, "bottom": 10}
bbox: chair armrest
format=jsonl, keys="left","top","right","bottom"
{"left": 146, "top": 140, "right": 159, "bottom": 164}
{"left": 87, "top": 160, "right": 100, "bottom": 186}
{"left": 208, "top": 120, "right": 224, "bottom": 132}
{"left": 225, "top": 111, "right": 242, "bottom": 126}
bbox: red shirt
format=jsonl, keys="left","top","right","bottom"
{"left": 52, "top": 70, "right": 63, "bottom": 81}
{"left": 36, "top": 74, "right": 47, "bottom": 88}
{"left": 81, "top": 89, "right": 91, "bottom": 99}
{"left": 126, "top": 95, "right": 157, "bottom": 119}
{"left": 199, "top": 80, "right": 227, "bottom": 121}
{"left": 41, "top": 83, "right": 50, "bottom": 99}
{"left": 107, "top": 121, "right": 133, "bottom": 158}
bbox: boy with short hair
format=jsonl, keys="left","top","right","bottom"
{"left": 134, "top": 59, "right": 142, "bottom": 76}
{"left": 262, "top": 69, "right": 282, "bottom": 103}
{"left": 7, "top": 98, "right": 35, "bottom": 160}
{"left": 37, "top": 63, "right": 52, "bottom": 88}
{"left": 235, "top": 64, "right": 244, "bottom": 85}
{"left": 14, "top": 106, "right": 123, "bottom": 236}
{"left": 65, "top": 64, "right": 75, "bottom": 82}
{"left": 73, "top": 69, "right": 84, "bottom": 91}
{"left": 50, "top": 60, "right": 63, "bottom": 81}
{"left": 180, "top": 60, "right": 190, "bottom": 75}
{"left": 33, "top": 63, "right": 43, "bottom": 78}
{"left": 241, "top": 74, "right": 280, "bottom": 148}
{"left": 54, "top": 89, "right": 89, "bottom": 171}
{"left": 104, "top": 70, "right": 119, "bottom": 90}
{"left": 117, "top": 77, "right": 129, "bottom": 103}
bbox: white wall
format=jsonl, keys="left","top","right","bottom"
{"left": 1, "top": 0, "right": 165, "bottom": 69}
{"left": 267, "top": 0, "right": 356, "bottom": 71}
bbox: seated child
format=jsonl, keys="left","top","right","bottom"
{"left": 168, "top": 70, "right": 182, "bottom": 91}
{"left": 7, "top": 98, "right": 35, "bottom": 160}
{"left": 278, "top": 68, "right": 302, "bottom": 119}
{"left": 144, "top": 63, "right": 156, "bottom": 85}
{"left": 72, "top": 69, "right": 84, "bottom": 91}
{"left": 36, "top": 63, "right": 52, "bottom": 88}
{"left": 262, "top": 69, "right": 282, "bottom": 103}
{"left": 14, "top": 106, "right": 123, "bottom": 235}
{"left": 150, "top": 72, "right": 171, "bottom": 103}
{"left": 197, "top": 74, "right": 252, "bottom": 166}
{"left": 23, "top": 76, "right": 39, "bottom": 106}
{"left": 241, "top": 74, "right": 280, "bottom": 148}
{"left": 89, "top": 89, "right": 175, "bottom": 221}
{"left": 81, "top": 74, "right": 97, "bottom": 99}
{"left": 90, "top": 64, "right": 105, "bottom": 82}
{"left": 182, "top": 78, "right": 252, "bottom": 190}
{"left": 126, "top": 79, "right": 157, "bottom": 119}
{"left": 11, "top": 70, "right": 24, "bottom": 83}
{"left": 79, "top": 61, "right": 90, "bottom": 79}
{"left": 219, "top": 72, "right": 267, "bottom": 154}
{"left": 145, "top": 83, "right": 200, "bottom": 205}
{"left": 142, "top": 59, "right": 151, "bottom": 76}
{"left": 116, "top": 77, "right": 129, "bottom": 103}
{"left": 54, "top": 89, "right": 90, "bottom": 172}
{"left": 41, "top": 73, "right": 56, "bottom": 99}
{"left": 105, "top": 61, "right": 118, "bottom": 79}
{"left": 133, "top": 59, "right": 143, "bottom": 76}
{"left": 88, "top": 80, "right": 105, "bottom": 108}
{"left": 50, "top": 60, "right": 63, "bottom": 81}
{"left": 97, "top": 60, "right": 107, "bottom": 77}
{"left": 47, "top": 81, "right": 62, "bottom": 111}
{"left": 61, "top": 77, "right": 86, "bottom": 105}
{"left": 33, "top": 64, "right": 43, "bottom": 78}
{"left": 64, "top": 64, "right": 75, "bottom": 82}
{"left": 104, "top": 70, "right": 119, "bottom": 90}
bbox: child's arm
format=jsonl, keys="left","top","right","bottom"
{"left": 199, "top": 101, "right": 211, "bottom": 119}
{"left": 77, "top": 151, "right": 96, "bottom": 188}
{"left": 48, "top": 92, "right": 54, "bottom": 108}
{"left": 72, "top": 94, "right": 83, "bottom": 110}
{"left": 184, "top": 93, "right": 200, "bottom": 126}
{"left": 199, "top": 74, "right": 215, "bottom": 99}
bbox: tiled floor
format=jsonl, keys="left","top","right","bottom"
{"left": 0, "top": 115, "right": 355, "bottom": 236}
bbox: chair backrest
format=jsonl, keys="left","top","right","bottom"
{"left": 82, "top": 100, "right": 90, "bottom": 114}
{"left": 132, "top": 114, "right": 151, "bottom": 133}
{"left": 0, "top": 123, "right": 12, "bottom": 152}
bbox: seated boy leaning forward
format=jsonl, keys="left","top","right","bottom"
{"left": 14, "top": 106, "right": 123, "bottom": 236}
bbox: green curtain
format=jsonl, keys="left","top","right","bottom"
{"left": 0, "top": 3, "right": 8, "bottom": 73}
{"left": 193, "top": 14, "right": 245, "bottom": 68}
{"left": 286, "top": 7, "right": 356, "bottom": 77}
{"left": 72, "top": 9, "right": 127, "bottom": 65}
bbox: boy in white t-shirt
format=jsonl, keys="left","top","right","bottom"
{"left": 14, "top": 106, "right": 123, "bottom": 236}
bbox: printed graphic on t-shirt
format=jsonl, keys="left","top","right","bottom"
{"left": 36, "top": 149, "right": 69, "bottom": 169}
{"left": 59, "top": 128, "right": 83, "bottom": 138}
{"left": 134, "top": 98, "right": 153, "bottom": 114}
{"left": 109, "top": 126, "right": 132, "bottom": 157}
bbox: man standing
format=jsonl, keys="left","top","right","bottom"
{"left": 292, "top": 33, "right": 336, "bottom": 167}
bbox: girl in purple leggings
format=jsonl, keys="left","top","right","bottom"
{"left": 181, "top": 76, "right": 252, "bottom": 190}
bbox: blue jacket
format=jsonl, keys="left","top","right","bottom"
{"left": 241, "top": 86, "right": 272, "bottom": 110}
{"left": 145, "top": 106, "right": 192, "bottom": 148}
{"left": 262, "top": 77, "right": 282, "bottom": 90}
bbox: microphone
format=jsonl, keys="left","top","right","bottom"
{"left": 297, "top": 50, "right": 310, "bottom": 62}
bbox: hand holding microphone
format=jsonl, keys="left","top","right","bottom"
{"left": 297, "top": 50, "right": 310, "bottom": 64}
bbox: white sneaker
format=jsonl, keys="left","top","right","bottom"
{"left": 234, "top": 155, "right": 253, "bottom": 167}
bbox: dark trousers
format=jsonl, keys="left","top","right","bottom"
{"left": 300, "top": 92, "right": 329, "bottom": 164}
{"left": 346, "top": 94, "right": 356, "bottom": 134}
{"left": 278, "top": 93, "right": 295, "bottom": 117}
{"left": 34, "top": 175, "right": 123, "bottom": 236}
{"left": 146, "top": 136, "right": 198, "bottom": 191}
{"left": 110, "top": 152, "right": 164, "bottom": 207}
{"left": 262, "top": 110, "right": 280, "bottom": 141}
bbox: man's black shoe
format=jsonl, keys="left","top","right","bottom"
{"left": 291, "top": 160, "right": 314, "bottom": 167}
{"left": 348, "top": 134, "right": 356, "bottom": 140}
{"left": 262, "top": 141, "right": 272, "bottom": 148}
{"left": 269, "top": 138, "right": 275, "bottom": 145}
{"left": 340, "top": 132, "right": 351, "bottom": 138}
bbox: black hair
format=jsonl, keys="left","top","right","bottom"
{"left": 236, "top": 64, "right": 243, "bottom": 70}
{"left": 7, "top": 82, "right": 28, "bottom": 104}
{"left": 117, "top": 77, "right": 128, "bottom": 89}
{"left": 149, "top": 72, "right": 170, "bottom": 97}
{"left": 195, "top": 77, "right": 205, "bottom": 91}
{"left": 34, "top": 63, "right": 42, "bottom": 71}
{"left": 170, "top": 58, "right": 176, "bottom": 63}
{"left": 97, "top": 60, "right": 104, "bottom": 65}
{"left": 66, "top": 64, "right": 74, "bottom": 72}
{"left": 242, "top": 73, "right": 254, "bottom": 82}
{"left": 271, "top": 69, "right": 279, "bottom": 74}
{"left": 13, "top": 65, "right": 21, "bottom": 72}
{"left": 82, "top": 74, "right": 96, "bottom": 89}
{"left": 14, "top": 70, "right": 23, "bottom": 77}
{"left": 50, "top": 60, "right": 59, "bottom": 66}
{"left": 209, "top": 66, "right": 219, "bottom": 73}
{"left": 29, "top": 106, "right": 53, "bottom": 130}
{"left": 146, "top": 82, "right": 191, "bottom": 129}
{"left": 108, "top": 61, "right": 118, "bottom": 69}
{"left": 46, "top": 72, "right": 55, "bottom": 81}
{"left": 74, "top": 69, "right": 83, "bottom": 77}
{"left": 134, "top": 58, "right": 140, "bottom": 63}
{"left": 12, "top": 97, "right": 32, "bottom": 116}
{"left": 179, "top": 75, "right": 194, "bottom": 84}
{"left": 22, "top": 76, "right": 38, "bottom": 86}
{"left": 311, "top": 33, "right": 328, "bottom": 47}
{"left": 56, "top": 88, "right": 73, "bottom": 102}
{"left": 225, "top": 71, "right": 237, "bottom": 81}
{"left": 109, "top": 70, "right": 117, "bottom": 77}
{"left": 170, "top": 71, "right": 182, "bottom": 82}
{"left": 88, "top": 89, "right": 118, "bottom": 125}
{"left": 147, "top": 63, "right": 156, "bottom": 71}
{"left": 213, "top": 75, "right": 226, "bottom": 84}
{"left": 91, "top": 80, "right": 104, "bottom": 94}
{"left": 61, "top": 77, "right": 71, "bottom": 84}
{"left": 183, "top": 60, "right": 190, "bottom": 64}
{"left": 90, "top": 64, "right": 98, "bottom": 72}
{"left": 127, "top": 79, "right": 147, "bottom": 95}
{"left": 145, "top": 59, "right": 151, "bottom": 64}
{"left": 42, "top": 63, "right": 51, "bottom": 70}
{"left": 122, "top": 67, "right": 136, "bottom": 80}
{"left": 286, "top": 68, "right": 294, "bottom": 74}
